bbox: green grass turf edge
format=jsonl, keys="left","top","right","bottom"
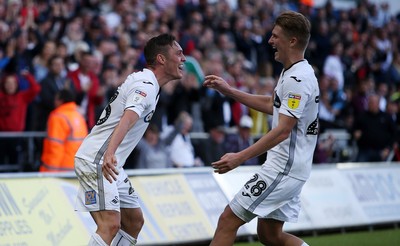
{"left": 233, "top": 228, "right": 400, "bottom": 246}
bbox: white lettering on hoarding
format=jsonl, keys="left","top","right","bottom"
{"left": 0, "top": 184, "right": 22, "bottom": 216}
{"left": 46, "top": 220, "right": 72, "bottom": 246}
{"left": 143, "top": 180, "right": 184, "bottom": 196}
{"left": 156, "top": 202, "right": 194, "bottom": 217}
{"left": 0, "top": 220, "right": 32, "bottom": 236}
{"left": 347, "top": 172, "right": 400, "bottom": 203}
{"left": 22, "top": 188, "right": 49, "bottom": 214}
{"left": 169, "top": 223, "right": 209, "bottom": 239}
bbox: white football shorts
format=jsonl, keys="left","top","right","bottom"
{"left": 230, "top": 165, "right": 305, "bottom": 223}
{"left": 74, "top": 157, "right": 140, "bottom": 212}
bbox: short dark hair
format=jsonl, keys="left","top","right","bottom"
{"left": 48, "top": 55, "right": 63, "bottom": 67}
{"left": 143, "top": 33, "right": 176, "bottom": 66}
{"left": 56, "top": 89, "right": 75, "bottom": 103}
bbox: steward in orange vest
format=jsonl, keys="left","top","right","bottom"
{"left": 40, "top": 89, "right": 88, "bottom": 172}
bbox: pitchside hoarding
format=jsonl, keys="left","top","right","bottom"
{"left": 0, "top": 164, "right": 399, "bottom": 245}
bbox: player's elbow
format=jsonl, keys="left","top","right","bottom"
{"left": 279, "top": 128, "right": 292, "bottom": 140}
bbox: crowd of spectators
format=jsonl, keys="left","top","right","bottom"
{"left": 1, "top": 0, "right": 400, "bottom": 171}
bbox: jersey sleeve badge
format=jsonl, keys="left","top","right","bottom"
{"left": 288, "top": 93, "right": 301, "bottom": 109}
{"left": 133, "top": 90, "right": 147, "bottom": 104}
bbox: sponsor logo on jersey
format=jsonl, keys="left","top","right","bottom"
{"left": 133, "top": 90, "right": 147, "bottom": 104}
{"left": 288, "top": 93, "right": 301, "bottom": 109}
{"left": 96, "top": 91, "right": 119, "bottom": 125}
{"left": 85, "top": 190, "right": 96, "bottom": 205}
{"left": 290, "top": 76, "right": 302, "bottom": 82}
{"left": 124, "top": 178, "right": 135, "bottom": 195}
{"left": 111, "top": 196, "right": 119, "bottom": 205}
{"left": 144, "top": 110, "right": 154, "bottom": 122}
{"left": 307, "top": 115, "right": 319, "bottom": 135}
{"left": 274, "top": 92, "right": 281, "bottom": 108}
{"left": 135, "top": 90, "right": 147, "bottom": 97}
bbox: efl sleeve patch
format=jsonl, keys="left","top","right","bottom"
{"left": 288, "top": 93, "right": 301, "bottom": 109}
{"left": 132, "top": 90, "right": 147, "bottom": 104}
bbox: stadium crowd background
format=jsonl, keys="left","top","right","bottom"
{"left": 1, "top": 0, "right": 400, "bottom": 171}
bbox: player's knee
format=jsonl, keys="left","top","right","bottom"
{"left": 99, "top": 219, "right": 120, "bottom": 237}
{"left": 217, "top": 210, "right": 239, "bottom": 231}
{"left": 258, "top": 229, "right": 281, "bottom": 245}
{"left": 109, "top": 222, "right": 121, "bottom": 237}
{"left": 258, "top": 235, "right": 280, "bottom": 246}
{"left": 136, "top": 215, "right": 144, "bottom": 231}
{"left": 217, "top": 211, "right": 230, "bottom": 227}
{"left": 121, "top": 213, "right": 144, "bottom": 235}
{"left": 132, "top": 210, "right": 145, "bottom": 230}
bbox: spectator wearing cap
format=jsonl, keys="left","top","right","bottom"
{"left": 224, "top": 115, "right": 258, "bottom": 165}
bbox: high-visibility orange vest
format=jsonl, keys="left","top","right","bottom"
{"left": 40, "top": 102, "right": 88, "bottom": 172}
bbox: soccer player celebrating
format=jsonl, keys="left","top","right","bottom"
{"left": 74, "top": 33, "right": 186, "bottom": 246}
{"left": 204, "top": 11, "right": 319, "bottom": 246}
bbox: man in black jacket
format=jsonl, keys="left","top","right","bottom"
{"left": 353, "top": 94, "right": 397, "bottom": 162}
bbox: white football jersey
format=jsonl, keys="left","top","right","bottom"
{"left": 263, "top": 60, "right": 319, "bottom": 181}
{"left": 75, "top": 69, "right": 160, "bottom": 168}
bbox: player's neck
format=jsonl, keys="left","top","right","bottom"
{"left": 148, "top": 66, "right": 170, "bottom": 87}
{"left": 284, "top": 53, "right": 304, "bottom": 69}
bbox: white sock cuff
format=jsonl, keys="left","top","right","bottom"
{"left": 89, "top": 233, "right": 108, "bottom": 246}
{"left": 301, "top": 242, "right": 309, "bottom": 246}
{"left": 112, "top": 229, "right": 137, "bottom": 245}
{"left": 119, "top": 229, "right": 137, "bottom": 244}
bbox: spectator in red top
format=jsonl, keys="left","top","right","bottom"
{"left": 0, "top": 70, "right": 40, "bottom": 166}
{"left": 68, "top": 51, "right": 104, "bottom": 129}
{"left": 0, "top": 71, "right": 40, "bottom": 131}
{"left": 20, "top": 0, "right": 39, "bottom": 27}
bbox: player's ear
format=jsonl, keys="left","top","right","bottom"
{"left": 156, "top": 54, "right": 166, "bottom": 65}
{"left": 289, "top": 37, "right": 297, "bottom": 47}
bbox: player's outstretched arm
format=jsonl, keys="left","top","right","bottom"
{"left": 211, "top": 113, "right": 297, "bottom": 174}
{"left": 204, "top": 75, "right": 273, "bottom": 114}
